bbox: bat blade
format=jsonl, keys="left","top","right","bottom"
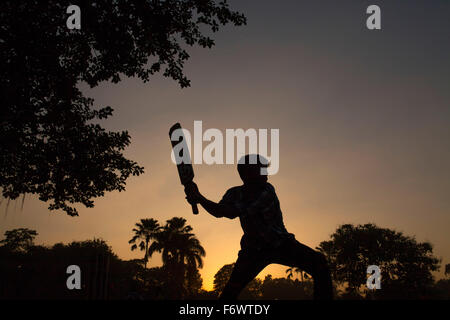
{"left": 169, "top": 123, "right": 199, "bottom": 214}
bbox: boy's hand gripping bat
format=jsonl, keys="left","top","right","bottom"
{"left": 169, "top": 123, "right": 199, "bottom": 214}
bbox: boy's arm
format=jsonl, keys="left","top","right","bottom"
{"left": 198, "top": 196, "right": 239, "bottom": 219}
{"left": 185, "top": 183, "right": 240, "bottom": 219}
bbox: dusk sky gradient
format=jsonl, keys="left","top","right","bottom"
{"left": 1, "top": 0, "right": 449, "bottom": 290}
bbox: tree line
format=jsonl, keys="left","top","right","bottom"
{"left": 1, "top": 222, "right": 449, "bottom": 299}
{"left": 1, "top": 0, "right": 246, "bottom": 216}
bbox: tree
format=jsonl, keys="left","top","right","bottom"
{"left": 445, "top": 263, "right": 450, "bottom": 278}
{"left": 185, "top": 267, "right": 203, "bottom": 298}
{"left": 149, "top": 217, "right": 205, "bottom": 298}
{"left": 129, "top": 218, "right": 161, "bottom": 269}
{"left": 261, "top": 275, "right": 313, "bottom": 300}
{"left": 286, "top": 267, "right": 309, "bottom": 282}
{"left": 0, "top": 228, "right": 38, "bottom": 252}
{"left": 213, "top": 263, "right": 262, "bottom": 299}
{"left": 318, "top": 223, "right": 441, "bottom": 299}
{"left": 0, "top": 237, "right": 125, "bottom": 299}
{"left": 1, "top": 1, "right": 246, "bottom": 216}
{"left": 213, "top": 263, "right": 235, "bottom": 294}
{"left": 433, "top": 278, "right": 450, "bottom": 299}
{"left": 150, "top": 217, "right": 204, "bottom": 270}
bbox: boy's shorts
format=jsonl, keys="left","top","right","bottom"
{"left": 220, "top": 237, "right": 333, "bottom": 300}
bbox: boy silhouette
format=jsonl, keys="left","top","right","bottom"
{"left": 185, "top": 154, "right": 333, "bottom": 300}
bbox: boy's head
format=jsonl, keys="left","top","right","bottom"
{"left": 237, "top": 154, "right": 269, "bottom": 184}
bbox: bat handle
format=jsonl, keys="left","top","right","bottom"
{"left": 185, "top": 181, "right": 199, "bottom": 214}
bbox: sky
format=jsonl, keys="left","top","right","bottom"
{"left": 1, "top": 0, "right": 450, "bottom": 291}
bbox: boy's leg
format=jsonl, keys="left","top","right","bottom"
{"left": 219, "top": 249, "right": 268, "bottom": 300}
{"left": 272, "top": 238, "right": 333, "bottom": 300}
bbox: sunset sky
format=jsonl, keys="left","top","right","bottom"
{"left": 1, "top": 1, "right": 449, "bottom": 291}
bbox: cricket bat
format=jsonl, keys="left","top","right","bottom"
{"left": 169, "top": 123, "right": 199, "bottom": 215}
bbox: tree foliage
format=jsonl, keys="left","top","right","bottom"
{"left": 1, "top": 0, "right": 246, "bottom": 216}
{"left": 285, "top": 266, "right": 310, "bottom": 282}
{"left": 149, "top": 217, "right": 205, "bottom": 298}
{"left": 213, "top": 263, "right": 234, "bottom": 293}
{"left": 0, "top": 226, "right": 206, "bottom": 299}
{"left": 261, "top": 275, "right": 313, "bottom": 300}
{"left": 1, "top": 224, "right": 449, "bottom": 299}
{"left": 0, "top": 237, "right": 124, "bottom": 299}
{"left": 213, "top": 265, "right": 315, "bottom": 300}
{"left": 0, "top": 228, "right": 38, "bottom": 252}
{"left": 318, "top": 223, "right": 441, "bottom": 298}
{"left": 128, "top": 218, "right": 161, "bottom": 269}
{"left": 213, "top": 262, "right": 262, "bottom": 299}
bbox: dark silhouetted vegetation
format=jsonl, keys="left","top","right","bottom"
{"left": 129, "top": 218, "right": 161, "bottom": 269}
{"left": 0, "top": 228, "right": 38, "bottom": 252}
{"left": 212, "top": 264, "right": 314, "bottom": 300}
{"left": 318, "top": 223, "right": 442, "bottom": 299}
{"left": 149, "top": 217, "right": 206, "bottom": 299}
{"left": 261, "top": 274, "right": 314, "bottom": 300}
{"left": 1, "top": 1, "right": 246, "bottom": 216}
{"left": 213, "top": 263, "right": 262, "bottom": 299}
{"left": 1, "top": 223, "right": 448, "bottom": 299}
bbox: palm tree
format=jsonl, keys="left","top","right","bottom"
{"left": 149, "top": 217, "right": 205, "bottom": 298}
{"left": 286, "top": 267, "right": 309, "bottom": 282}
{"left": 129, "top": 218, "right": 161, "bottom": 269}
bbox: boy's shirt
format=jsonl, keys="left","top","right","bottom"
{"left": 219, "top": 182, "right": 294, "bottom": 250}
